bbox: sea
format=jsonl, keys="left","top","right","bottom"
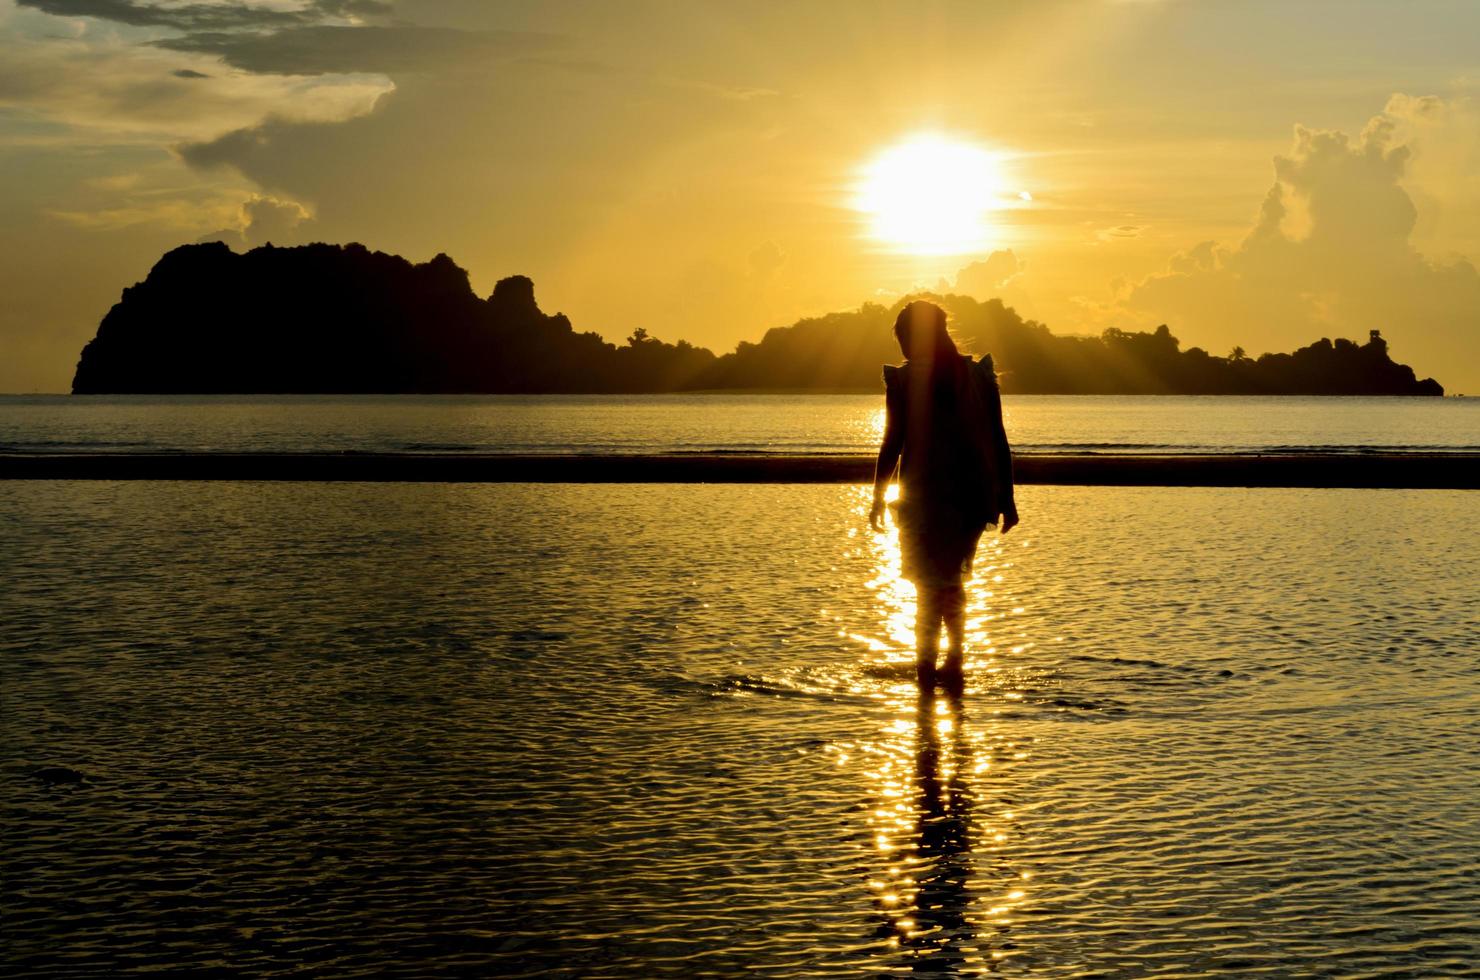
{"left": 3, "top": 394, "right": 1479, "bottom": 977}
{"left": 1, "top": 393, "right": 1477, "bottom": 455}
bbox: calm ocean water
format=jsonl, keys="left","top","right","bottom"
{"left": 3, "top": 481, "right": 1478, "bottom": 977}
{"left": 1, "top": 393, "right": 1476, "bottom": 455}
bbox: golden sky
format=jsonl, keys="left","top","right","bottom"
{"left": 2, "top": 0, "right": 1477, "bottom": 392}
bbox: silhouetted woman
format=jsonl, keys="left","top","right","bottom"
{"left": 869, "top": 301, "right": 1017, "bottom": 691}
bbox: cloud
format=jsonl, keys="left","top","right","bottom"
{"left": 954, "top": 250, "right": 1021, "bottom": 298}
{"left": 1098, "top": 223, "right": 1143, "bottom": 240}
{"left": 16, "top": 0, "right": 390, "bottom": 33}
{"left": 0, "top": 30, "right": 392, "bottom": 141}
{"left": 156, "top": 24, "right": 558, "bottom": 76}
{"left": 1381, "top": 93, "right": 1480, "bottom": 256}
{"left": 242, "top": 193, "right": 312, "bottom": 243}
{"left": 196, "top": 194, "right": 314, "bottom": 247}
{"left": 19, "top": 0, "right": 559, "bottom": 85}
{"left": 82, "top": 172, "right": 142, "bottom": 191}
{"left": 50, "top": 193, "right": 242, "bottom": 232}
{"left": 1113, "top": 95, "right": 1480, "bottom": 386}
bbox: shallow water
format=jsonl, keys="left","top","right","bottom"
{"left": 2, "top": 393, "right": 1477, "bottom": 455}
{"left": 3, "top": 483, "right": 1478, "bottom": 977}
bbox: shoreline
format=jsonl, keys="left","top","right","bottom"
{"left": 0, "top": 452, "right": 1474, "bottom": 488}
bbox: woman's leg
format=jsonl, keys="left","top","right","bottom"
{"left": 914, "top": 583, "right": 943, "bottom": 684}
{"left": 937, "top": 581, "right": 967, "bottom": 693}
{"left": 940, "top": 582, "right": 966, "bottom": 667}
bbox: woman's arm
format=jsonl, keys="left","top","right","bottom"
{"left": 870, "top": 373, "right": 904, "bottom": 530}
{"left": 982, "top": 364, "right": 1018, "bottom": 532}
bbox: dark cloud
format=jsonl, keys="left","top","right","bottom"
{"left": 156, "top": 24, "right": 554, "bottom": 76}
{"left": 18, "top": 0, "right": 390, "bottom": 32}
{"left": 178, "top": 125, "right": 273, "bottom": 173}
{"left": 21, "top": 0, "right": 552, "bottom": 78}
{"left": 171, "top": 68, "right": 209, "bottom": 79}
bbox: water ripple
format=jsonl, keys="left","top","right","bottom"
{"left": 2, "top": 483, "right": 1478, "bottom": 977}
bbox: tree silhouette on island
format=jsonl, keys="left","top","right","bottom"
{"left": 72, "top": 243, "right": 1444, "bottom": 396}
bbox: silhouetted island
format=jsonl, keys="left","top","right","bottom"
{"left": 72, "top": 242, "right": 1444, "bottom": 395}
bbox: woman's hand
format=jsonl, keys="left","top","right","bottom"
{"left": 868, "top": 497, "right": 887, "bottom": 532}
{"left": 1000, "top": 503, "right": 1020, "bottom": 535}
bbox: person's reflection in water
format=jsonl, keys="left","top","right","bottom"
{"left": 874, "top": 690, "right": 980, "bottom": 974}
{"left": 869, "top": 301, "right": 1017, "bottom": 693}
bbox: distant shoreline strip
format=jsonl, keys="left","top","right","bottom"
{"left": 0, "top": 453, "right": 1474, "bottom": 489}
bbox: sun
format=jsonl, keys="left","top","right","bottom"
{"left": 854, "top": 134, "right": 1007, "bottom": 256}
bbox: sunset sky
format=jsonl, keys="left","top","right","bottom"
{"left": 2, "top": 0, "right": 1477, "bottom": 393}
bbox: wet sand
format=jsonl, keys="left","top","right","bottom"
{"left": 0, "top": 451, "right": 1476, "bottom": 487}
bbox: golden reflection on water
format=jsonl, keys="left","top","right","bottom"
{"left": 841, "top": 485, "right": 1033, "bottom": 972}
{"left": 857, "top": 690, "right": 1033, "bottom": 972}
{"left": 845, "top": 485, "right": 1028, "bottom": 680}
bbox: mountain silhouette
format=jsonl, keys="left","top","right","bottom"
{"left": 72, "top": 242, "right": 1444, "bottom": 396}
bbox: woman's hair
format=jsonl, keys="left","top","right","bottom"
{"left": 893, "top": 300, "right": 962, "bottom": 374}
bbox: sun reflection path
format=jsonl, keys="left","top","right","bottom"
{"left": 833, "top": 487, "right": 1037, "bottom": 973}
{"left": 853, "top": 690, "right": 1034, "bottom": 974}
{"left": 843, "top": 485, "right": 1032, "bottom": 683}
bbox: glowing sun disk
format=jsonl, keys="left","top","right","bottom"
{"left": 855, "top": 135, "right": 1005, "bottom": 256}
